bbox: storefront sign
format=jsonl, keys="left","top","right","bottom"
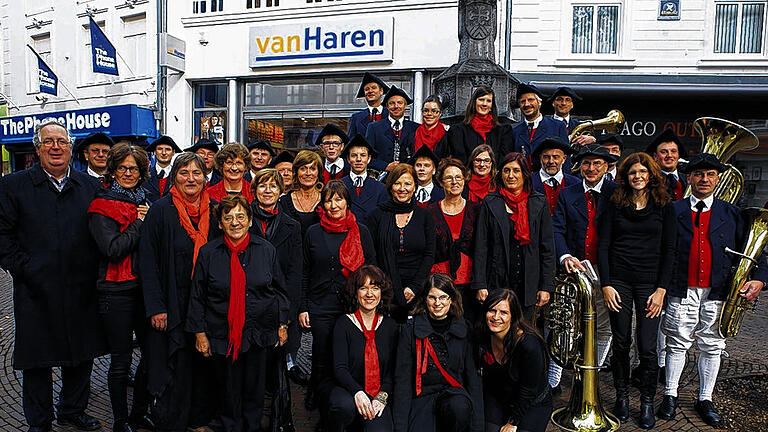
{"left": 249, "top": 18, "right": 394, "bottom": 67}
{"left": 658, "top": 0, "right": 680, "bottom": 20}
{"left": 89, "top": 16, "right": 119, "bottom": 76}
{"left": 160, "top": 33, "right": 186, "bottom": 73}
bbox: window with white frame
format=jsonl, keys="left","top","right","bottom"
{"left": 27, "top": 33, "right": 51, "bottom": 93}
{"left": 122, "top": 13, "right": 147, "bottom": 76}
{"left": 246, "top": 0, "right": 279, "bottom": 7}
{"left": 572, "top": 4, "right": 620, "bottom": 54}
{"left": 79, "top": 20, "right": 107, "bottom": 85}
{"left": 193, "top": 0, "right": 224, "bottom": 13}
{"left": 714, "top": 2, "right": 766, "bottom": 53}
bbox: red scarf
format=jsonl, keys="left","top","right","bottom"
{"left": 170, "top": 185, "right": 211, "bottom": 271}
{"left": 499, "top": 188, "right": 531, "bottom": 245}
{"left": 87, "top": 198, "right": 138, "bottom": 282}
{"left": 225, "top": 233, "right": 250, "bottom": 361}
{"left": 354, "top": 310, "right": 381, "bottom": 396}
{"left": 467, "top": 174, "right": 495, "bottom": 202}
{"left": 415, "top": 336, "right": 463, "bottom": 395}
{"left": 207, "top": 178, "right": 255, "bottom": 203}
{"left": 414, "top": 122, "right": 446, "bottom": 152}
{"left": 470, "top": 114, "right": 494, "bottom": 141}
{"left": 317, "top": 207, "right": 364, "bottom": 277}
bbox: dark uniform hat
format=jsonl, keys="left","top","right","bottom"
{"left": 532, "top": 136, "right": 573, "bottom": 160}
{"left": 516, "top": 82, "right": 546, "bottom": 100}
{"left": 341, "top": 134, "right": 378, "bottom": 159}
{"left": 314, "top": 123, "right": 350, "bottom": 148}
{"left": 680, "top": 152, "right": 728, "bottom": 174}
{"left": 247, "top": 139, "right": 276, "bottom": 156}
{"left": 186, "top": 138, "right": 219, "bottom": 153}
{"left": 546, "top": 87, "right": 583, "bottom": 103}
{"left": 383, "top": 85, "right": 413, "bottom": 106}
{"left": 356, "top": 72, "right": 390, "bottom": 99}
{"left": 267, "top": 150, "right": 295, "bottom": 168}
{"left": 572, "top": 144, "right": 619, "bottom": 164}
{"left": 596, "top": 132, "right": 625, "bottom": 151}
{"left": 645, "top": 128, "right": 687, "bottom": 156}
{"left": 407, "top": 144, "right": 439, "bottom": 167}
{"left": 146, "top": 135, "right": 181, "bottom": 153}
{"left": 75, "top": 132, "right": 115, "bottom": 154}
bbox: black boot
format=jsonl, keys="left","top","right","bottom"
{"left": 658, "top": 366, "right": 666, "bottom": 386}
{"left": 694, "top": 400, "right": 723, "bottom": 428}
{"left": 113, "top": 422, "right": 135, "bottom": 432}
{"left": 613, "top": 390, "right": 630, "bottom": 421}
{"left": 657, "top": 395, "right": 677, "bottom": 420}
{"left": 638, "top": 396, "right": 656, "bottom": 429}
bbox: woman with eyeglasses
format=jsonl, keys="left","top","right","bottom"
{"left": 466, "top": 145, "right": 498, "bottom": 203}
{"left": 207, "top": 142, "right": 255, "bottom": 203}
{"left": 437, "top": 86, "right": 512, "bottom": 166}
{"left": 88, "top": 143, "right": 152, "bottom": 432}
{"left": 414, "top": 95, "right": 449, "bottom": 153}
{"left": 393, "top": 273, "right": 483, "bottom": 432}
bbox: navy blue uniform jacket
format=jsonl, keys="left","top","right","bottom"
{"left": 143, "top": 168, "right": 172, "bottom": 203}
{"left": 511, "top": 117, "right": 569, "bottom": 159}
{"left": 531, "top": 171, "right": 580, "bottom": 194}
{"left": 552, "top": 181, "right": 617, "bottom": 262}
{"left": 365, "top": 118, "right": 418, "bottom": 172}
{"left": 348, "top": 107, "right": 389, "bottom": 138}
{"left": 341, "top": 175, "right": 387, "bottom": 226}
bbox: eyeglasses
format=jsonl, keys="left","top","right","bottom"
{"left": 88, "top": 148, "right": 110, "bottom": 155}
{"left": 442, "top": 175, "right": 464, "bottom": 183}
{"left": 40, "top": 139, "right": 72, "bottom": 148}
{"left": 116, "top": 166, "right": 140, "bottom": 174}
{"left": 222, "top": 214, "right": 248, "bottom": 224}
{"left": 256, "top": 183, "right": 279, "bottom": 191}
{"left": 474, "top": 158, "right": 492, "bottom": 165}
{"left": 422, "top": 108, "right": 441, "bottom": 114}
{"left": 224, "top": 160, "right": 246, "bottom": 168}
{"left": 322, "top": 141, "right": 343, "bottom": 147}
{"left": 427, "top": 294, "right": 451, "bottom": 303}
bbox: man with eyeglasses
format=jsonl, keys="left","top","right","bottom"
{"left": 348, "top": 72, "right": 390, "bottom": 138}
{"left": 549, "top": 144, "right": 618, "bottom": 396}
{"left": 531, "top": 137, "right": 580, "bottom": 215}
{"left": 144, "top": 135, "right": 181, "bottom": 203}
{"left": 341, "top": 134, "right": 386, "bottom": 226}
{"left": 75, "top": 132, "right": 114, "bottom": 183}
{"left": 0, "top": 118, "right": 105, "bottom": 432}
{"left": 366, "top": 85, "right": 418, "bottom": 173}
{"left": 315, "top": 123, "right": 350, "bottom": 184}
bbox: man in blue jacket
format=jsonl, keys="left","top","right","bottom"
{"left": 531, "top": 136, "right": 580, "bottom": 215}
{"left": 340, "top": 135, "right": 386, "bottom": 225}
{"left": 657, "top": 153, "right": 767, "bottom": 427}
{"left": 512, "top": 82, "right": 568, "bottom": 159}
{"left": 348, "top": 72, "right": 389, "bottom": 138}
{"left": 365, "top": 85, "right": 418, "bottom": 173}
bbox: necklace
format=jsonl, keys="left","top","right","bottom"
{"left": 294, "top": 189, "right": 319, "bottom": 213}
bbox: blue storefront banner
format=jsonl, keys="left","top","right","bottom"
{"left": 31, "top": 48, "right": 58, "bottom": 96}
{"left": 0, "top": 104, "right": 157, "bottom": 144}
{"left": 89, "top": 16, "right": 119, "bottom": 75}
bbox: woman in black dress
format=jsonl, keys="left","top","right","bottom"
{"left": 367, "top": 163, "right": 435, "bottom": 322}
{"left": 479, "top": 289, "right": 552, "bottom": 432}
{"left": 278, "top": 149, "right": 323, "bottom": 237}
{"left": 88, "top": 143, "right": 152, "bottom": 432}
{"left": 393, "top": 273, "right": 483, "bottom": 432}
{"left": 328, "top": 265, "right": 397, "bottom": 432}
{"left": 300, "top": 180, "right": 377, "bottom": 425}
{"left": 187, "top": 195, "right": 289, "bottom": 432}
{"left": 598, "top": 152, "right": 675, "bottom": 429}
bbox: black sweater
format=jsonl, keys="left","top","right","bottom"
{"left": 332, "top": 314, "right": 398, "bottom": 396}
{"left": 597, "top": 199, "right": 677, "bottom": 288}
{"left": 278, "top": 191, "right": 320, "bottom": 239}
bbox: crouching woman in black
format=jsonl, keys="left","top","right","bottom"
{"left": 394, "top": 273, "right": 483, "bottom": 432}
{"left": 479, "top": 289, "right": 551, "bottom": 432}
{"left": 328, "top": 265, "right": 398, "bottom": 432}
{"left": 186, "top": 195, "right": 289, "bottom": 432}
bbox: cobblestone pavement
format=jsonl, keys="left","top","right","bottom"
{"left": 1, "top": 271, "right": 766, "bottom": 431}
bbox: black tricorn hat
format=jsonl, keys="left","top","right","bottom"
{"left": 247, "top": 139, "right": 276, "bottom": 156}
{"left": 267, "top": 150, "right": 295, "bottom": 168}
{"left": 407, "top": 144, "right": 440, "bottom": 167}
{"left": 383, "top": 85, "right": 413, "bottom": 106}
{"left": 341, "top": 134, "right": 378, "bottom": 159}
{"left": 75, "top": 132, "right": 114, "bottom": 153}
{"left": 314, "top": 123, "right": 350, "bottom": 148}
{"left": 596, "top": 132, "right": 625, "bottom": 151}
{"left": 356, "top": 72, "right": 390, "bottom": 99}
{"left": 546, "top": 87, "right": 583, "bottom": 103}
{"left": 186, "top": 138, "right": 219, "bottom": 153}
{"left": 680, "top": 152, "right": 728, "bottom": 174}
{"left": 146, "top": 135, "right": 181, "bottom": 153}
{"left": 532, "top": 136, "right": 574, "bottom": 160}
{"left": 645, "top": 128, "right": 687, "bottom": 156}
{"left": 516, "top": 82, "right": 546, "bottom": 100}
{"left": 572, "top": 144, "right": 619, "bottom": 164}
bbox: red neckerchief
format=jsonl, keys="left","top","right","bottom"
{"left": 317, "top": 207, "right": 364, "bottom": 277}
{"left": 169, "top": 186, "right": 211, "bottom": 271}
{"left": 468, "top": 174, "right": 494, "bottom": 202}
{"left": 224, "top": 233, "right": 250, "bottom": 361}
{"left": 87, "top": 198, "right": 138, "bottom": 282}
{"left": 415, "top": 336, "right": 463, "bottom": 395}
{"left": 414, "top": 122, "right": 446, "bottom": 152}
{"left": 354, "top": 310, "right": 381, "bottom": 397}
{"left": 499, "top": 188, "right": 531, "bottom": 245}
{"left": 207, "top": 179, "right": 255, "bottom": 203}
{"left": 470, "top": 114, "right": 494, "bottom": 141}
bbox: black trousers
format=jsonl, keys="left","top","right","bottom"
{"left": 309, "top": 313, "right": 341, "bottom": 397}
{"left": 327, "top": 386, "right": 393, "bottom": 432}
{"left": 407, "top": 390, "right": 472, "bottom": 432}
{"left": 98, "top": 290, "right": 150, "bottom": 425}
{"left": 608, "top": 280, "right": 660, "bottom": 398}
{"left": 484, "top": 392, "right": 552, "bottom": 432}
{"left": 22, "top": 361, "right": 93, "bottom": 428}
{"left": 214, "top": 349, "right": 267, "bottom": 432}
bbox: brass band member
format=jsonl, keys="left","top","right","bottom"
{"left": 658, "top": 153, "right": 768, "bottom": 428}
{"left": 645, "top": 128, "right": 688, "bottom": 201}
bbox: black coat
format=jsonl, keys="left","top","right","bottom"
{"left": 186, "top": 235, "right": 289, "bottom": 354}
{"left": 143, "top": 167, "right": 172, "bottom": 203}
{"left": 341, "top": 175, "right": 387, "bottom": 226}
{"left": 0, "top": 164, "right": 105, "bottom": 369}
{"left": 429, "top": 200, "right": 480, "bottom": 279}
{"left": 472, "top": 191, "right": 555, "bottom": 306}
{"left": 393, "top": 314, "right": 483, "bottom": 432}
{"left": 437, "top": 122, "right": 514, "bottom": 166}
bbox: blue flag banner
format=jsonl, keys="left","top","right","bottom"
{"left": 33, "top": 50, "right": 58, "bottom": 96}
{"left": 89, "top": 17, "right": 118, "bottom": 75}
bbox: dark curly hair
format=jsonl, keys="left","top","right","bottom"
{"left": 610, "top": 152, "right": 670, "bottom": 208}
{"left": 343, "top": 265, "right": 393, "bottom": 314}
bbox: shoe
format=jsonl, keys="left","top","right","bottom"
{"left": 613, "top": 394, "right": 630, "bottom": 421}
{"left": 28, "top": 426, "right": 52, "bottom": 432}
{"left": 57, "top": 413, "right": 101, "bottom": 431}
{"left": 550, "top": 383, "right": 562, "bottom": 398}
{"left": 657, "top": 395, "right": 677, "bottom": 420}
{"left": 694, "top": 400, "right": 724, "bottom": 428}
{"left": 113, "top": 422, "right": 135, "bottom": 432}
{"left": 287, "top": 366, "right": 309, "bottom": 386}
{"left": 658, "top": 366, "right": 666, "bottom": 386}
{"left": 638, "top": 397, "right": 656, "bottom": 429}
{"left": 128, "top": 414, "right": 155, "bottom": 430}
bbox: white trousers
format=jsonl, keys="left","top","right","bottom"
{"left": 661, "top": 287, "right": 726, "bottom": 401}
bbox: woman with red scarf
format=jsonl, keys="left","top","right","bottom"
{"left": 139, "top": 152, "right": 219, "bottom": 431}
{"left": 437, "top": 86, "right": 512, "bottom": 166}
{"left": 414, "top": 95, "right": 449, "bottom": 152}
{"left": 328, "top": 265, "right": 397, "bottom": 432}
{"left": 300, "top": 180, "right": 377, "bottom": 428}
{"left": 466, "top": 144, "right": 498, "bottom": 203}
{"left": 207, "top": 142, "right": 255, "bottom": 203}
{"left": 187, "top": 195, "right": 289, "bottom": 432}
{"left": 472, "top": 152, "right": 555, "bottom": 320}
{"left": 88, "top": 143, "right": 152, "bottom": 432}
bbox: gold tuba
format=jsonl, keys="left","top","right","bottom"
{"left": 683, "top": 118, "right": 759, "bottom": 205}
{"left": 568, "top": 110, "right": 626, "bottom": 143}
{"left": 718, "top": 208, "right": 768, "bottom": 338}
{"left": 547, "top": 262, "right": 620, "bottom": 432}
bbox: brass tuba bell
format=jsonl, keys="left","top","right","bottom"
{"left": 568, "top": 110, "right": 626, "bottom": 143}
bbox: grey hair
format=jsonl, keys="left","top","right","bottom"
{"left": 32, "top": 118, "right": 73, "bottom": 148}
{"left": 170, "top": 152, "right": 206, "bottom": 185}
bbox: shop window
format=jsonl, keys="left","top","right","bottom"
{"left": 245, "top": 79, "right": 324, "bottom": 107}
{"left": 195, "top": 83, "right": 228, "bottom": 108}
{"left": 714, "top": 2, "right": 766, "bottom": 53}
{"left": 571, "top": 4, "right": 620, "bottom": 54}
{"left": 244, "top": 114, "right": 352, "bottom": 150}
{"left": 193, "top": 83, "right": 228, "bottom": 145}
{"left": 193, "top": 0, "right": 223, "bottom": 13}
{"left": 246, "top": 0, "right": 279, "bottom": 7}
{"left": 122, "top": 13, "right": 147, "bottom": 76}
{"left": 28, "top": 33, "right": 51, "bottom": 93}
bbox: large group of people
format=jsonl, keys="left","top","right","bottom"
{"left": 0, "top": 72, "right": 766, "bottom": 432}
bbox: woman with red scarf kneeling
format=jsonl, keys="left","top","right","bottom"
{"left": 186, "top": 195, "right": 289, "bottom": 432}
{"left": 472, "top": 152, "right": 555, "bottom": 321}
